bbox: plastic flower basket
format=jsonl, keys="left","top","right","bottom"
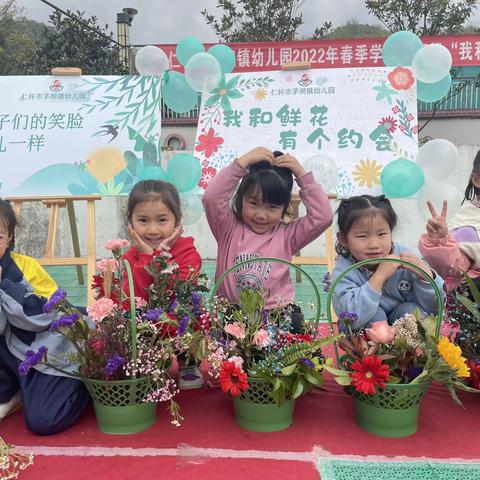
{"left": 82, "top": 259, "right": 158, "bottom": 435}
{"left": 210, "top": 257, "right": 322, "bottom": 432}
{"left": 326, "top": 257, "right": 443, "bottom": 438}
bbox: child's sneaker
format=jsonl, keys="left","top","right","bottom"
{"left": 179, "top": 365, "right": 204, "bottom": 390}
{"left": 0, "top": 391, "right": 22, "bottom": 421}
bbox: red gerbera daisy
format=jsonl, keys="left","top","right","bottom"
{"left": 467, "top": 359, "right": 480, "bottom": 390}
{"left": 218, "top": 361, "right": 249, "bottom": 397}
{"left": 350, "top": 355, "right": 390, "bottom": 395}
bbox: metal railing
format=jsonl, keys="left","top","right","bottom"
{"left": 418, "top": 76, "right": 480, "bottom": 113}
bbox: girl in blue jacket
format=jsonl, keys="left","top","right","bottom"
{"left": 332, "top": 195, "right": 445, "bottom": 331}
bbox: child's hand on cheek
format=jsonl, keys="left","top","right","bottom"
{"left": 157, "top": 225, "right": 183, "bottom": 253}
{"left": 274, "top": 154, "right": 306, "bottom": 178}
{"left": 127, "top": 225, "right": 154, "bottom": 255}
{"left": 237, "top": 147, "right": 274, "bottom": 169}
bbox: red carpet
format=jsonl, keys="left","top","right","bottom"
{"left": 2, "top": 376, "right": 479, "bottom": 480}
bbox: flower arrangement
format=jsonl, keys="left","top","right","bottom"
{"left": 19, "top": 239, "right": 211, "bottom": 426}
{"left": 324, "top": 310, "right": 475, "bottom": 405}
{"left": 444, "top": 274, "right": 480, "bottom": 390}
{"left": 205, "top": 288, "right": 340, "bottom": 406}
{"left": 0, "top": 436, "right": 34, "bottom": 480}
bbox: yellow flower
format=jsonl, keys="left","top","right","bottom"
{"left": 254, "top": 88, "right": 267, "bottom": 100}
{"left": 437, "top": 337, "right": 470, "bottom": 377}
{"left": 352, "top": 159, "right": 382, "bottom": 189}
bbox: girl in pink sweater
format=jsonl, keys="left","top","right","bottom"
{"left": 203, "top": 147, "right": 333, "bottom": 324}
{"left": 418, "top": 150, "right": 480, "bottom": 293}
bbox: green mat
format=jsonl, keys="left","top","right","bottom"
{"left": 316, "top": 459, "right": 480, "bottom": 480}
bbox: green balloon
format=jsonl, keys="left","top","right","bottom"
{"left": 417, "top": 74, "right": 452, "bottom": 103}
{"left": 382, "top": 31, "right": 423, "bottom": 67}
{"left": 208, "top": 44, "right": 236, "bottom": 73}
{"left": 176, "top": 36, "right": 205, "bottom": 66}
{"left": 138, "top": 165, "right": 167, "bottom": 182}
{"left": 167, "top": 153, "right": 202, "bottom": 192}
{"left": 380, "top": 159, "right": 425, "bottom": 198}
{"left": 161, "top": 71, "right": 198, "bottom": 114}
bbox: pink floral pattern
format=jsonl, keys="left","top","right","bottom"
{"left": 199, "top": 166, "right": 217, "bottom": 189}
{"left": 388, "top": 67, "right": 415, "bottom": 91}
{"left": 378, "top": 116, "right": 398, "bottom": 133}
{"left": 195, "top": 128, "right": 224, "bottom": 158}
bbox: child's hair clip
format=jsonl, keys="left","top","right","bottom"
{"left": 377, "top": 194, "right": 386, "bottom": 201}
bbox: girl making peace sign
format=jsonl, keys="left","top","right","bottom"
{"left": 418, "top": 151, "right": 480, "bottom": 293}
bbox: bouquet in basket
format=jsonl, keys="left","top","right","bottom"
{"left": 323, "top": 310, "right": 476, "bottom": 405}
{"left": 205, "top": 288, "right": 340, "bottom": 406}
{"left": 19, "top": 239, "right": 210, "bottom": 425}
{"left": 443, "top": 274, "right": 480, "bottom": 390}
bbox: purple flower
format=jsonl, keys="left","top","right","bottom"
{"left": 145, "top": 308, "right": 163, "bottom": 322}
{"left": 19, "top": 346, "right": 48, "bottom": 375}
{"left": 170, "top": 299, "right": 179, "bottom": 313}
{"left": 178, "top": 315, "right": 189, "bottom": 337}
{"left": 49, "top": 313, "right": 80, "bottom": 331}
{"left": 191, "top": 292, "right": 202, "bottom": 315}
{"left": 43, "top": 288, "right": 67, "bottom": 313}
{"left": 300, "top": 357, "right": 315, "bottom": 368}
{"left": 338, "top": 311, "right": 359, "bottom": 325}
{"left": 105, "top": 355, "right": 126, "bottom": 377}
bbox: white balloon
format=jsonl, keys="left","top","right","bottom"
{"left": 303, "top": 155, "right": 339, "bottom": 192}
{"left": 179, "top": 192, "right": 204, "bottom": 225}
{"left": 417, "top": 180, "right": 463, "bottom": 222}
{"left": 185, "top": 52, "right": 222, "bottom": 92}
{"left": 412, "top": 44, "right": 452, "bottom": 83}
{"left": 135, "top": 46, "right": 169, "bottom": 76}
{"left": 416, "top": 138, "right": 458, "bottom": 180}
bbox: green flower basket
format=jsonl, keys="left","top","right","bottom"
{"left": 233, "top": 377, "right": 295, "bottom": 432}
{"left": 83, "top": 259, "right": 158, "bottom": 435}
{"left": 210, "top": 257, "right": 322, "bottom": 433}
{"left": 326, "top": 257, "right": 443, "bottom": 438}
{"left": 83, "top": 376, "right": 157, "bottom": 435}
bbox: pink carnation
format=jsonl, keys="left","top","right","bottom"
{"left": 366, "top": 320, "right": 395, "bottom": 344}
{"left": 224, "top": 322, "right": 246, "bottom": 339}
{"left": 96, "top": 258, "right": 117, "bottom": 273}
{"left": 228, "top": 356, "right": 244, "bottom": 369}
{"left": 104, "top": 239, "right": 129, "bottom": 252}
{"left": 87, "top": 297, "right": 116, "bottom": 323}
{"left": 253, "top": 329, "right": 272, "bottom": 347}
{"left": 135, "top": 297, "right": 147, "bottom": 308}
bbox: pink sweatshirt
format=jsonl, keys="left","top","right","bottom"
{"left": 419, "top": 232, "right": 480, "bottom": 293}
{"left": 203, "top": 160, "right": 333, "bottom": 309}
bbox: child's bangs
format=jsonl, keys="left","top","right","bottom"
{"left": 250, "top": 171, "right": 290, "bottom": 206}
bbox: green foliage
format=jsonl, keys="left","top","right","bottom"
{"left": 201, "top": 0, "right": 306, "bottom": 41}
{"left": 0, "top": 0, "right": 48, "bottom": 74}
{"left": 324, "top": 21, "right": 388, "bottom": 39}
{"left": 365, "top": 0, "right": 477, "bottom": 35}
{"left": 28, "top": 9, "right": 127, "bottom": 75}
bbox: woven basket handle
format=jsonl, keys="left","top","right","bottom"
{"left": 326, "top": 257, "right": 444, "bottom": 364}
{"left": 209, "top": 256, "right": 322, "bottom": 326}
{"left": 122, "top": 259, "right": 138, "bottom": 364}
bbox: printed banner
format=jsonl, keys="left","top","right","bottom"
{"left": 194, "top": 67, "right": 418, "bottom": 196}
{"left": 158, "top": 35, "right": 480, "bottom": 72}
{"left": 0, "top": 75, "right": 163, "bottom": 196}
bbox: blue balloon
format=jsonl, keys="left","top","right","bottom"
{"left": 417, "top": 74, "right": 452, "bottom": 103}
{"left": 176, "top": 37, "right": 205, "bottom": 66}
{"left": 167, "top": 153, "right": 202, "bottom": 192}
{"left": 161, "top": 71, "right": 198, "bottom": 114}
{"left": 208, "top": 44, "right": 236, "bottom": 73}
{"left": 382, "top": 31, "right": 423, "bottom": 67}
{"left": 380, "top": 159, "right": 425, "bottom": 198}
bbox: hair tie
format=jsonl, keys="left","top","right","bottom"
{"left": 378, "top": 195, "right": 386, "bottom": 202}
